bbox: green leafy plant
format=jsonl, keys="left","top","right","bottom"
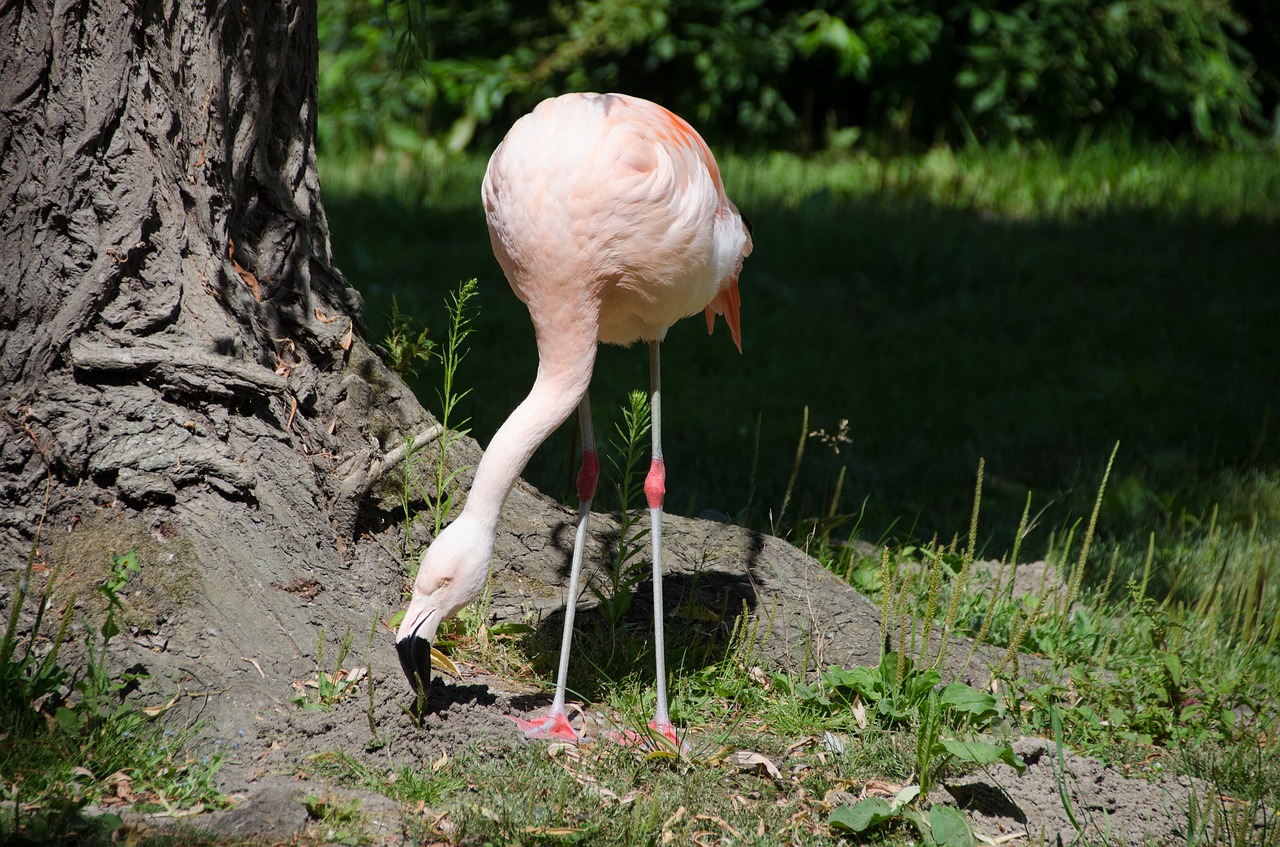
{"left": 830, "top": 463, "right": 992, "bottom": 680}
{"left": 1, "top": 551, "right": 73, "bottom": 727}
{"left": 60, "top": 551, "right": 147, "bottom": 737}
{"left": 829, "top": 682, "right": 1023, "bottom": 846}
{"left": 437, "top": 566, "right": 533, "bottom": 681}
{"left": 388, "top": 278, "right": 480, "bottom": 577}
{"left": 2, "top": 546, "right": 225, "bottom": 840}
{"left": 308, "top": 749, "right": 464, "bottom": 808}
{"left": 382, "top": 296, "right": 436, "bottom": 378}
{"left": 305, "top": 792, "right": 367, "bottom": 844}
{"left": 777, "top": 651, "right": 1004, "bottom": 736}
{"left": 320, "top": 0, "right": 1275, "bottom": 156}
{"left": 428, "top": 278, "right": 478, "bottom": 542}
{"left": 668, "top": 610, "right": 767, "bottom": 727}
{"left": 292, "top": 628, "right": 366, "bottom": 711}
{"left": 588, "top": 390, "right": 653, "bottom": 639}
{"left": 397, "top": 429, "right": 429, "bottom": 563}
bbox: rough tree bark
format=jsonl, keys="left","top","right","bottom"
{"left": 0, "top": 0, "right": 448, "bottom": 717}
{"left": 0, "top": 0, "right": 892, "bottom": 736}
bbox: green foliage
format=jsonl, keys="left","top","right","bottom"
{"left": 947, "top": 0, "right": 1266, "bottom": 145}
{"left": 588, "top": 390, "right": 653, "bottom": 637}
{"left": 429, "top": 278, "right": 479, "bottom": 540}
{"left": 807, "top": 437, "right": 1277, "bottom": 844}
{"left": 382, "top": 296, "right": 436, "bottom": 378}
{"left": 321, "top": 749, "right": 464, "bottom": 808}
{"left": 304, "top": 793, "right": 367, "bottom": 843}
{"left": 72, "top": 551, "right": 146, "bottom": 734}
{"left": 397, "top": 429, "right": 429, "bottom": 563}
{"left": 319, "top": 0, "right": 1277, "bottom": 151}
{"left": 838, "top": 446, "right": 1277, "bottom": 766}
{"left": 829, "top": 784, "right": 930, "bottom": 842}
{"left": 389, "top": 279, "right": 481, "bottom": 578}
{"left": 1, "top": 548, "right": 224, "bottom": 841}
{"left": 775, "top": 651, "right": 1008, "bottom": 743}
{"left": 49, "top": 551, "right": 144, "bottom": 740}
{"left": 318, "top": 0, "right": 442, "bottom": 157}
{"left": 1010, "top": 578, "right": 1275, "bottom": 756}
{"left": 1, "top": 554, "right": 73, "bottom": 728}
{"left": 291, "top": 628, "right": 366, "bottom": 711}
{"left": 823, "top": 668, "right": 1022, "bottom": 846}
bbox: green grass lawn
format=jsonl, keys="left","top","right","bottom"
{"left": 320, "top": 143, "right": 1280, "bottom": 563}
{"left": 318, "top": 147, "right": 1279, "bottom": 843}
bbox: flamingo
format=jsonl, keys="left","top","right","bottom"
{"left": 395, "top": 92, "right": 752, "bottom": 743}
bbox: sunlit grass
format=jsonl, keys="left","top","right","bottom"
{"left": 320, "top": 142, "right": 1280, "bottom": 222}
{"left": 724, "top": 143, "right": 1280, "bottom": 222}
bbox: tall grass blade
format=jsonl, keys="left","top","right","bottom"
{"left": 777, "top": 405, "right": 808, "bottom": 533}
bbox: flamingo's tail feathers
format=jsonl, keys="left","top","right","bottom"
{"left": 704, "top": 276, "right": 743, "bottom": 354}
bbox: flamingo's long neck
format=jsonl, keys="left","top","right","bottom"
{"left": 460, "top": 328, "right": 597, "bottom": 538}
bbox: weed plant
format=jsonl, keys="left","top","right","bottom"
{"left": 382, "top": 295, "right": 436, "bottom": 378}
{"left": 1, "top": 547, "right": 224, "bottom": 841}
{"left": 428, "top": 278, "right": 478, "bottom": 539}
{"left": 385, "top": 278, "right": 479, "bottom": 572}
{"left": 290, "top": 626, "right": 367, "bottom": 711}
{"left": 831, "top": 452, "right": 1279, "bottom": 844}
{"left": 794, "top": 442, "right": 1275, "bottom": 843}
{"left": 588, "top": 390, "right": 653, "bottom": 655}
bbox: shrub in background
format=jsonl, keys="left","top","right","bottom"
{"left": 318, "top": 0, "right": 1278, "bottom": 154}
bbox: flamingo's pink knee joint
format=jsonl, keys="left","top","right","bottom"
{"left": 645, "top": 458, "right": 666, "bottom": 509}
{"left": 577, "top": 450, "right": 599, "bottom": 502}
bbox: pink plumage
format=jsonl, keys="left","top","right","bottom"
{"left": 396, "top": 93, "right": 752, "bottom": 745}
{"left": 483, "top": 92, "right": 750, "bottom": 351}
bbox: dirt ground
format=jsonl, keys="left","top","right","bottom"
{"left": 112, "top": 662, "right": 1217, "bottom": 847}
{"left": 78, "top": 495, "right": 1239, "bottom": 846}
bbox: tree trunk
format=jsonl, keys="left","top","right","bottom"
{"left": 0, "top": 0, "right": 442, "bottom": 713}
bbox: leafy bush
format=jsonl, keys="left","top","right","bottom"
{"left": 318, "top": 0, "right": 1277, "bottom": 152}
{"left": 948, "top": 0, "right": 1265, "bottom": 145}
{"left": 318, "top": 0, "right": 442, "bottom": 156}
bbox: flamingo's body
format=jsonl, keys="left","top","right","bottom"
{"left": 396, "top": 92, "right": 752, "bottom": 742}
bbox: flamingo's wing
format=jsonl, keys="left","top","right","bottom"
{"left": 635, "top": 98, "right": 751, "bottom": 354}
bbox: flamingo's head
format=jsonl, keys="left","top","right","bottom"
{"left": 394, "top": 517, "right": 493, "bottom": 702}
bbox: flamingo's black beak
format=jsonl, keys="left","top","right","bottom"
{"left": 396, "top": 620, "right": 432, "bottom": 705}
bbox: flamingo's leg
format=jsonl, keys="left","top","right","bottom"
{"left": 645, "top": 341, "right": 679, "bottom": 747}
{"left": 510, "top": 394, "right": 597, "bottom": 743}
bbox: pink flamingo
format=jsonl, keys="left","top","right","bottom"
{"left": 396, "top": 92, "right": 752, "bottom": 743}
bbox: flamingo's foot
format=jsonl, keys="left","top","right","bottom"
{"left": 610, "top": 721, "right": 688, "bottom": 754}
{"left": 509, "top": 710, "right": 581, "bottom": 743}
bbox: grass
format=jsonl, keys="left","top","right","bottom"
{"left": 320, "top": 141, "right": 1280, "bottom": 549}
{"left": 308, "top": 672, "right": 955, "bottom": 846}
{"left": 1, "top": 543, "right": 226, "bottom": 843}
{"left": 290, "top": 626, "right": 370, "bottom": 712}
{"left": 386, "top": 453, "right": 1275, "bottom": 846}
{"left": 315, "top": 138, "right": 1279, "bottom": 844}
